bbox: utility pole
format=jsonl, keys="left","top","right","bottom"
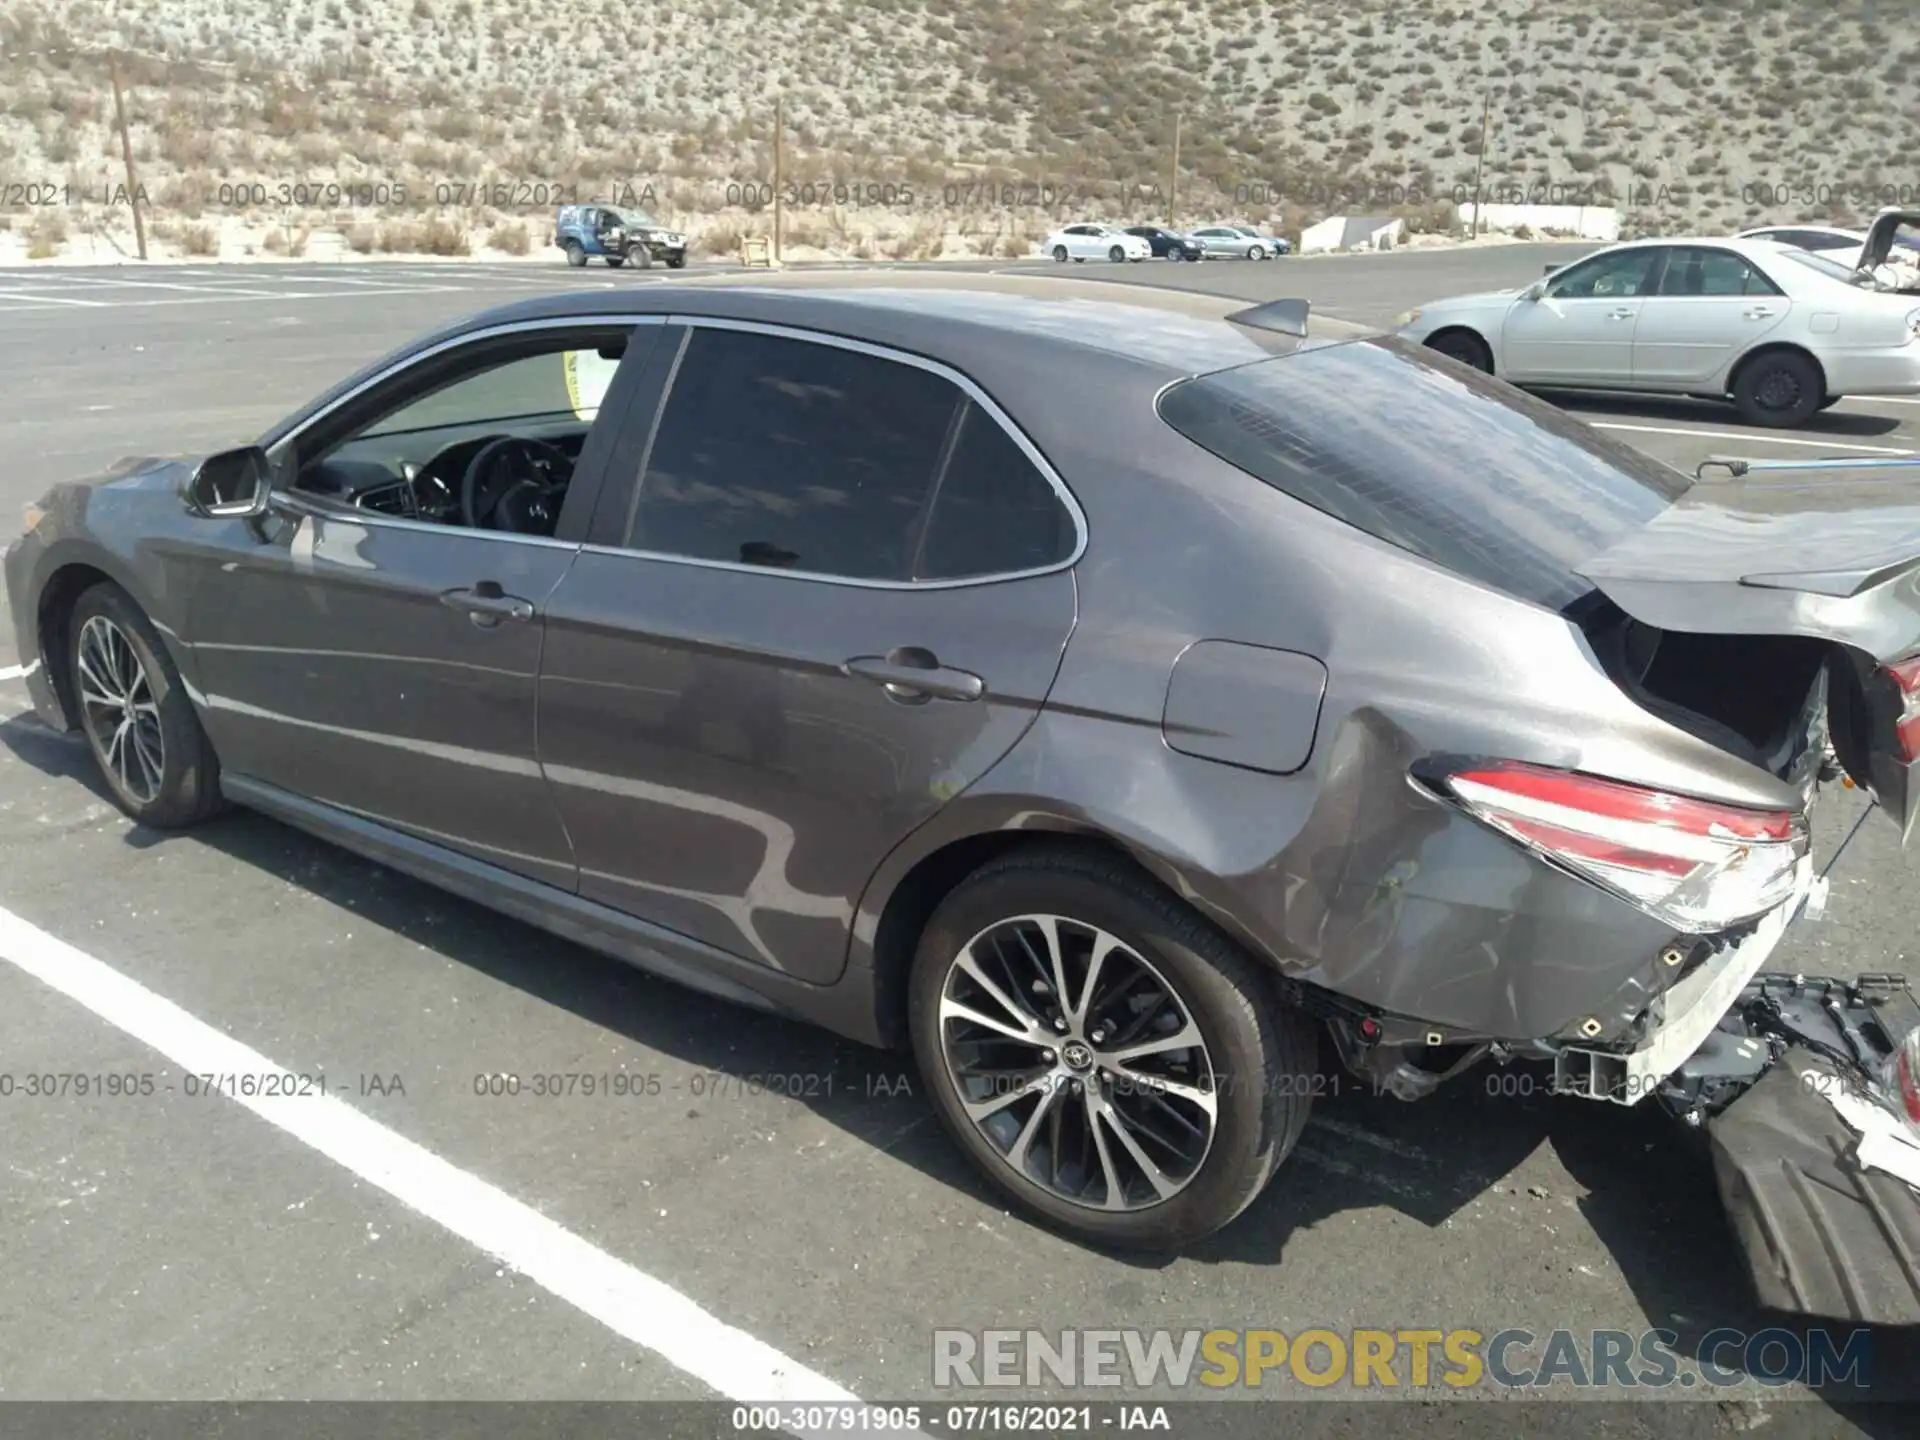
{"left": 1168, "top": 111, "right": 1181, "bottom": 228}
{"left": 109, "top": 49, "right": 148, "bottom": 260}
{"left": 1469, "top": 88, "right": 1493, "bottom": 238}
{"left": 772, "top": 96, "right": 784, "bottom": 265}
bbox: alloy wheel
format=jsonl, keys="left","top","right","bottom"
{"left": 76, "top": 614, "right": 165, "bottom": 804}
{"left": 936, "top": 914, "right": 1218, "bottom": 1211}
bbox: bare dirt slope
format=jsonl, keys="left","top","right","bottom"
{"left": 2, "top": 0, "right": 1914, "bottom": 260}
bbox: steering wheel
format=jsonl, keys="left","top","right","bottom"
{"left": 459, "top": 436, "right": 571, "bottom": 534}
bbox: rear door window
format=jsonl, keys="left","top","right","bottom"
{"left": 1156, "top": 335, "right": 1689, "bottom": 610}
{"left": 914, "top": 403, "right": 1077, "bottom": 580}
{"left": 627, "top": 326, "right": 959, "bottom": 580}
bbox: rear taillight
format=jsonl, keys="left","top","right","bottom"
{"left": 1884, "top": 655, "right": 1920, "bottom": 761}
{"left": 1437, "top": 761, "right": 1808, "bottom": 933}
{"left": 1883, "top": 1024, "right": 1920, "bottom": 1140}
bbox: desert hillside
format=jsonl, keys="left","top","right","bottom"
{"left": 1, "top": 0, "right": 1915, "bottom": 260}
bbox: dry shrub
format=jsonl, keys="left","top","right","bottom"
{"left": 697, "top": 219, "right": 748, "bottom": 257}
{"left": 377, "top": 216, "right": 470, "bottom": 254}
{"left": 181, "top": 224, "right": 219, "bottom": 256}
{"left": 488, "top": 220, "right": 531, "bottom": 255}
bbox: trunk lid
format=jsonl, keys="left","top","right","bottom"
{"left": 1857, "top": 207, "right": 1920, "bottom": 286}
{"left": 1577, "top": 456, "right": 1920, "bottom": 838}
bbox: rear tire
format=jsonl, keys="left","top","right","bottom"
{"left": 1733, "top": 349, "right": 1823, "bottom": 428}
{"left": 67, "top": 583, "right": 224, "bottom": 829}
{"left": 564, "top": 240, "right": 586, "bottom": 267}
{"left": 1425, "top": 329, "right": 1494, "bottom": 373}
{"left": 908, "top": 847, "right": 1317, "bottom": 1250}
{"left": 605, "top": 254, "right": 625, "bottom": 268}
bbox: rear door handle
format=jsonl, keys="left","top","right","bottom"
{"left": 1743, "top": 307, "right": 1776, "bottom": 319}
{"left": 1607, "top": 308, "right": 1635, "bottom": 320}
{"left": 843, "top": 649, "right": 985, "bottom": 702}
{"left": 441, "top": 581, "right": 535, "bottom": 626}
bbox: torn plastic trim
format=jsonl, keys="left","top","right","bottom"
{"left": 1552, "top": 857, "right": 1815, "bottom": 1103}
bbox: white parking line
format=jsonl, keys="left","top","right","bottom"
{"left": 0, "top": 902, "right": 894, "bottom": 1425}
{"left": 0, "top": 664, "right": 24, "bottom": 682}
{"left": 1590, "top": 422, "right": 1914, "bottom": 454}
{"left": 0, "top": 290, "right": 108, "bottom": 307}
{"left": 0, "top": 285, "right": 472, "bottom": 312}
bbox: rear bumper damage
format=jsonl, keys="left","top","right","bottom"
{"left": 1537, "top": 867, "right": 1920, "bottom": 1324}
{"left": 1704, "top": 975, "right": 1920, "bottom": 1325}
{"left": 1567, "top": 950, "right": 1920, "bottom": 1324}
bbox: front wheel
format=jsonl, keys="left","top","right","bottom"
{"left": 1109, "top": 245, "right": 1126, "bottom": 262}
{"left": 1247, "top": 245, "right": 1265, "bottom": 260}
{"left": 605, "top": 254, "right": 625, "bottom": 268}
{"left": 665, "top": 253, "right": 686, "bottom": 269}
{"left": 1733, "top": 350, "right": 1823, "bottom": 428}
{"left": 1052, "top": 245, "right": 1069, "bottom": 263}
{"left": 630, "top": 244, "right": 653, "bottom": 270}
{"left": 908, "top": 848, "right": 1317, "bottom": 1249}
{"left": 68, "top": 583, "right": 224, "bottom": 828}
{"left": 1425, "top": 329, "right": 1494, "bottom": 373}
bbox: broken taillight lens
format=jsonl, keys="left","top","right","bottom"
{"left": 1439, "top": 761, "right": 1808, "bottom": 933}
{"left": 1889, "top": 1024, "right": 1920, "bottom": 1138}
{"left": 1884, "top": 655, "right": 1920, "bottom": 762}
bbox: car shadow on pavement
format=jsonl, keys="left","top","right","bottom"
{"left": 1529, "top": 388, "right": 1911, "bottom": 439}
{"left": 5, "top": 708, "right": 1915, "bottom": 1426}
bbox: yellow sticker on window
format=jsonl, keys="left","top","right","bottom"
{"left": 562, "top": 349, "right": 620, "bottom": 422}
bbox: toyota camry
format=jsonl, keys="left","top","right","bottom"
{"left": 7, "top": 272, "right": 1918, "bottom": 1320}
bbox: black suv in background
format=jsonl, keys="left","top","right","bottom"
{"left": 1125, "top": 225, "right": 1203, "bottom": 261}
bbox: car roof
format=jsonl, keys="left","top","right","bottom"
{"left": 432, "top": 270, "right": 1378, "bottom": 382}
{"left": 1736, "top": 224, "right": 1862, "bottom": 240}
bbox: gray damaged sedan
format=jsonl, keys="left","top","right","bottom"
{"left": 7, "top": 273, "right": 1919, "bottom": 1320}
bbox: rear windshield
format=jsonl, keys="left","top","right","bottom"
{"left": 1157, "top": 335, "right": 1689, "bottom": 609}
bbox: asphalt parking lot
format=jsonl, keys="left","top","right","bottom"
{"left": 1, "top": 249, "right": 1918, "bottom": 1437}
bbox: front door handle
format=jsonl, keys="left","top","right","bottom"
{"left": 1607, "top": 308, "right": 1635, "bottom": 320}
{"left": 442, "top": 581, "right": 535, "bottom": 626}
{"left": 843, "top": 648, "right": 985, "bottom": 703}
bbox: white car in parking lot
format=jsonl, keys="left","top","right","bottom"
{"left": 1394, "top": 219, "right": 1920, "bottom": 426}
{"left": 1042, "top": 224, "right": 1152, "bottom": 263}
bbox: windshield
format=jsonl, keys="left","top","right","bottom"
{"left": 1157, "top": 336, "right": 1689, "bottom": 610}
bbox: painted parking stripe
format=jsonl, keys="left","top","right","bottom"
{"left": 0, "top": 903, "right": 909, "bottom": 1431}
{"left": 1589, "top": 422, "right": 1914, "bottom": 455}
{"left": 0, "top": 664, "right": 24, "bottom": 682}
{"left": 0, "top": 289, "right": 108, "bottom": 306}
{"left": 0, "top": 286, "right": 473, "bottom": 312}
{"left": 43, "top": 276, "right": 296, "bottom": 298}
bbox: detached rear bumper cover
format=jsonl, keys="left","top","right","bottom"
{"left": 1554, "top": 859, "right": 1814, "bottom": 1103}
{"left": 1711, "top": 1057, "right": 1920, "bottom": 1326}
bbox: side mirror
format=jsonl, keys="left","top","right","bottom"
{"left": 1521, "top": 280, "right": 1547, "bottom": 301}
{"left": 181, "top": 445, "right": 272, "bottom": 519}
